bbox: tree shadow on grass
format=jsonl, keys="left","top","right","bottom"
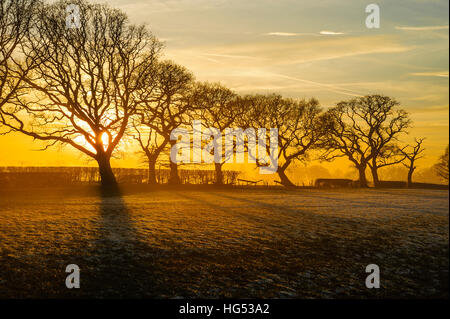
{"left": 78, "top": 186, "right": 163, "bottom": 298}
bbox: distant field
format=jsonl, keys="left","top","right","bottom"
{"left": 0, "top": 186, "right": 448, "bottom": 298}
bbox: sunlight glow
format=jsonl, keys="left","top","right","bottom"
{"left": 101, "top": 132, "right": 110, "bottom": 152}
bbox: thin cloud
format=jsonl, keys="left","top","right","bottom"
{"left": 277, "top": 74, "right": 364, "bottom": 97}
{"left": 168, "top": 35, "right": 412, "bottom": 70}
{"left": 264, "top": 32, "right": 303, "bottom": 37}
{"left": 410, "top": 71, "right": 449, "bottom": 78}
{"left": 265, "top": 31, "right": 346, "bottom": 37}
{"left": 202, "top": 53, "right": 264, "bottom": 61}
{"left": 396, "top": 25, "right": 449, "bottom": 31}
{"left": 320, "top": 31, "right": 345, "bottom": 35}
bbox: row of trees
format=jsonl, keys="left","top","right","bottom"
{"left": 1, "top": 0, "right": 448, "bottom": 188}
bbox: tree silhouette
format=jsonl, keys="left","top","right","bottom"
{"left": 193, "top": 82, "right": 243, "bottom": 185}
{"left": 242, "top": 94, "right": 325, "bottom": 187}
{"left": 368, "top": 144, "right": 407, "bottom": 183}
{"left": 0, "top": 0, "right": 161, "bottom": 186}
{"left": 0, "top": 0, "right": 38, "bottom": 119}
{"left": 323, "top": 95, "right": 410, "bottom": 187}
{"left": 400, "top": 138, "right": 425, "bottom": 187}
{"left": 131, "top": 122, "right": 168, "bottom": 185}
{"left": 134, "top": 60, "right": 195, "bottom": 185}
{"left": 434, "top": 145, "right": 449, "bottom": 184}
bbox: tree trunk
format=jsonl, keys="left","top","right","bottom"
{"left": 214, "top": 163, "right": 224, "bottom": 185}
{"left": 371, "top": 165, "right": 380, "bottom": 187}
{"left": 407, "top": 168, "right": 414, "bottom": 188}
{"left": 96, "top": 153, "right": 117, "bottom": 187}
{"left": 358, "top": 165, "right": 368, "bottom": 188}
{"left": 168, "top": 140, "right": 181, "bottom": 185}
{"left": 147, "top": 158, "right": 157, "bottom": 185}
{"left": 169, "top": 161, "right": 181, "bottom": 185}
{"left": 277, "top": 167, "right": 295, "bottom": 187}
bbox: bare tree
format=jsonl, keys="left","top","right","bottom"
{"left": 135, "top": 60, "right": 195, "bottom": 185}
{"left": 434, "top": 144, "right": 449, "bottom": 184}
{"left": 131, "top": 121, "right": 168, "bottom": 185}
{"left": 0, "top": 0, "right": 38, "bottom": 114}
{"left": 0, "top": 0, "right": 161, "bottom": 186}
{"left": 369, "top": 144, "right": 406, "bottom": 175}
{"left": 323, "top": 95, "right": 410, "bottom": 187}
{"left": 242, "top": 94, "right": 325, "bottom": 187}
{"left": 193, "top": 82, "right": 243, "bottom": 185}
{"left": 367, "top": 97, "right": 410, "bottom": 186}
{"left": 400, "top": 138, "right": 425, "bottom": 187}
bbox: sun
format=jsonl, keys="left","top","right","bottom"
{"left": 100, "top": 132, "right": 110, "bottom": 151}
{"left": 72, "top": 131, "right": 110, "bottom": 154}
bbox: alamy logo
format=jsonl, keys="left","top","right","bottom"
{"left": 66, "top": 4, "right": 81, "bottom": 29}
{"left": 365, "top": 264, "right": 380, "bottom": 288}
{"left": 65, "top": 264, "right": 80, "bottom": 289}
{"left": 170, "top": 120, "right": 279, "bottom": 174}
{"left": 365, "top": 4, "right": 380, "bottom": 29}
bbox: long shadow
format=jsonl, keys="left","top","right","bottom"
{"left": 211, "top": 189, "right": 417, "bottom": 215}
{"left": 207, "top": 190, "right": 314, "bottom": 217}
{"left": 176, "top": 191, "right": 275, "bottom": 226}
{"left": 79, "top": 186, "right": 161, "bottom": 298}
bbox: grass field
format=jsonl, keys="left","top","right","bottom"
{"left": 0, "top": 186, "right": 448, "bottom": 298}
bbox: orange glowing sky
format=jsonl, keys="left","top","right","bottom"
{"left": 0, "top": 0, "right": 448, "bottom": 173}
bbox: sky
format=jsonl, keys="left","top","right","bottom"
{"left": 0, "top": 0, "right": 448, "bottom": 173}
